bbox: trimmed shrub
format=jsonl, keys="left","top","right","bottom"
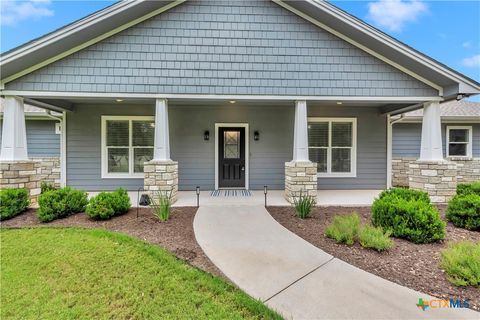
{"left": 85, "top": 188, "right": 131, "bottom": 220}
{"left": 358, "top": 225, "right": 394, "bottom": 252}
{"left": 151, "top": 191, "right": 172, "bottom": 222}
{"left": 377, "top": 187, "right": 430, "bottom": 203}
{"left": 372, "top": 193, "right": 445, "bottom": 244}
{"left": 293, "top": 192, "right": 316, "bottom": 219}
{"left": 457, "top": 181, "right": 480, "bottom": 196}
{"left": 0, "top": 188, "right": 29, "bottom": 221}
{"left": 441, "top": 241, "right": 480, "bottom": 287}
{"left": 40, "top": 182, "right": 56, "bottom": 194}
{"left": 325, "top": 213, "right": 360, "bottom": 245}
{"left": 37, "top": 187, "right": 88, "bottom": 222}
{"left": 446, "top": 194, "right": 480, "bottom": 231}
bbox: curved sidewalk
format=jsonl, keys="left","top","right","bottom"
{"left": 194, "top": 205, "right": 479, "bottom": 320}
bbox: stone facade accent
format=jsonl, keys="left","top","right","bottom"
{"left": 392, "top": 157, "right": 416, "bottom": 187}
{"left": 285, "top": 161, "right": 317, "bottom": 204}
{"left": 0, "top": 157, "right": 61, "bottom": 206}
{"left": 408, "top": 161, "right": 457, "bottom": 203}
{"left": 394, "top": 157, "right": 480, "bottom": 188}
{"left": 452, "top": 158, "right": 480, "bottom": 183}
{"left": 144, "top": 160, "right": 178, "bottom": 203}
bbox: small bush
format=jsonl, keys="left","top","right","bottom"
{"left": 446, "top": 194, "right": 480, "bottom": 231}
{"left": 358, "top": 225, "right": 394, "bottom": 252}
{"left": 441, "top": 241, "right": 480, "bottom": 287}
{"left": 151, "top": 191, "right": 172, "bottom": 222}
{"left": 40, "top": 182, "right": 56, "bottom": 194}
{"left": 0, "top": 188, "right": 29, "bottom": 220}
{"left": 325, "top": 213, "right": 360, "bottom": 245}
{"left": 372, "top": 193, "right": 445, "bottom": 244}
{"left": 85, "top": 188, "right": 131, "bottom": 220}
{"left": 457, "top": 181, "right": 480, "bottom": 196}
{"left": 37, "top": 187, "right": 88, "bottom": 222}
{"left": 377, "top": 187, "right": 430, "bottom": 203}
{"left": 293, "top": 192, "right": 316, "bottom": 219}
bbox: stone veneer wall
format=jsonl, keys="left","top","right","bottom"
{"left": 0, "top": 157, "right": 61, "bottom": 206}
{"left": 408, "top": 161, "right": 457, "bottom": 203}
{"left": 394, "top": 157, "right": 480, "bottom": 187}
{"left": 285, "top": 161, "right": 317, "bottom": 203}
{"left": 144, "top": 160, "right": 178, "bottom": 203}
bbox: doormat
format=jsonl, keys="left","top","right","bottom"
{"left": 210, "top": 189, "right": 252, "bottom": 197}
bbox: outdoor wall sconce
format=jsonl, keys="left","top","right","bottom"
{"left": 254, "top": 131, "right": 260, "bottom": 141}
{"left": 204, "top": 130, "right": 210, "bottom": 141}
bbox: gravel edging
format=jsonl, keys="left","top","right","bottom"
{"left": 0, "top": 208, "right": 224, "bottom": 278}
{"left": 267, "top": 206, "right": 480, "bottom": 311}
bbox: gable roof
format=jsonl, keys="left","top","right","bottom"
{"left": 405, "top": 100, "right": 480, "bottom": 118}
{"left": 1, "top": 0, "right": 479, "bottom": 99}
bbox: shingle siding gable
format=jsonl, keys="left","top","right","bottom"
{"left": 6, "top": 0, "right": 438, "bottom": 97}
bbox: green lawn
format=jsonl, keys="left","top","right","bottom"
{"left": 0, "top": 228, "right": 281, "bottom": 319}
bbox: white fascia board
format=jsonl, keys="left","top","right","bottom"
{"left": 307, "top": 0, "right": 480, "bottom": 92}
{"left": 0, "top": 90, "right": 444, "bottom": 103}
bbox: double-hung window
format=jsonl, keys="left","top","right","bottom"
{"left": 102, "top": 116, "right": 155, "bottom": 178}
{"left": 446, "top": 126, "right": 472, "bottom": 158}
{"left": 308, "top": 118, "right": 357, "bottom": 177}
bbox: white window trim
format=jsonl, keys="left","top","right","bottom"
{"left": 446, "top": 125, "right": 473, "bottom": 158}
{"left": 101, "top": 115, "right": 154, "bottom": 179}
{"left": 308, "top": 117, "right": 357, "bottom": 178}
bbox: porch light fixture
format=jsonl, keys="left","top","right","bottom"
{"left": 116, "top": 99, "right": 124, "bottom": 102}
{"left": 229, "top": 100, "right": 236, "bottom": 104}
{"left": 204, "top": 130, "right": 210, "bottom": 141}
{"left": 254, "top": 131, "right": 260, "bottom": 141}
{"left": 336, "top": 101, "right": 343, "bottom": 105}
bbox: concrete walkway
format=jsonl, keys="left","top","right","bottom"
{"left": 194, "top": 205, "right": 479, "bottom": 320}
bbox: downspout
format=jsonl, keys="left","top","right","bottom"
{"left": 46, "top": 111, "right": 67, "bottom": 187}
{"left": 387, "top": 114, "right": 405, "bottom": 188}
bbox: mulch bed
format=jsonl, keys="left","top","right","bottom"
{"left": 0, "top": 208, "right": 224, "bottom": 278}
{"left": 268, "top": 206, "right": 480, "bottom": 311}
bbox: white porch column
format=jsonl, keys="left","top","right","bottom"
{"left": 153, "top": 98, "right": 170, "bottom": 161}
{"left": 0, "top": 96, "right": 28, "bottom": 161}
{"left": 419, "top": 101, "right": 443, "bottom": 161}
{"left": 293, "top": 100, "right": 310, "bottom": 161}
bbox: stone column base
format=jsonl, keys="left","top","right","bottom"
{"left": 285, "top": 161, "right": 317, "bottom": 204}
{"left": 144, "top": 160, "right": 178, "bottom": 204}
{"left": 408, "top": 160, "right": 457, "bottom": 203}
{"left": 0, "top": 160, "right": 41, "bottom": 205}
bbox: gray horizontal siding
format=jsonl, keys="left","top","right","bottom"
{"left": 393, "top": 123, "right": 480, "bottom": 158}
{"left": 66, "top": 104, "right": 154, "bottom": 191}
{"left": 170, "top": 104, "right": 294, "bottom": 190}
{"left": 308, "top": 106, "right": 387, "bottom": 190}
{"left": 66, "top": 103, "right": 388, "bottom": 191}
{"left": 0, "top": 120, "right": 60, "bottom": 157}
{"left": 7, "top": 0, "right": 436, "bottom": 97}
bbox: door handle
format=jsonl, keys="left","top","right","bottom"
{"left": 241, "top": 165, "right": 245, "bottom": 171}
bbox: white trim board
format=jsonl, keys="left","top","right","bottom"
{"left": 0, "top": 90, "right": 444, "bottom": 103}
{"left": 214, "top": 123, "right": 249, "bottom": 190}
{"left": 101, "top": 115, "right": 155, "bottom": 179}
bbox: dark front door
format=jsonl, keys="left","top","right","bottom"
{"left": 218, "top": 127, "right": 246, "bottom": 188}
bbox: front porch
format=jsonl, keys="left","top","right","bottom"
{"left": 105, "top": 189, "right": 383, "bottom": 207}
{"left": 0, "top": 95, "right": 453, "bottom": 203}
